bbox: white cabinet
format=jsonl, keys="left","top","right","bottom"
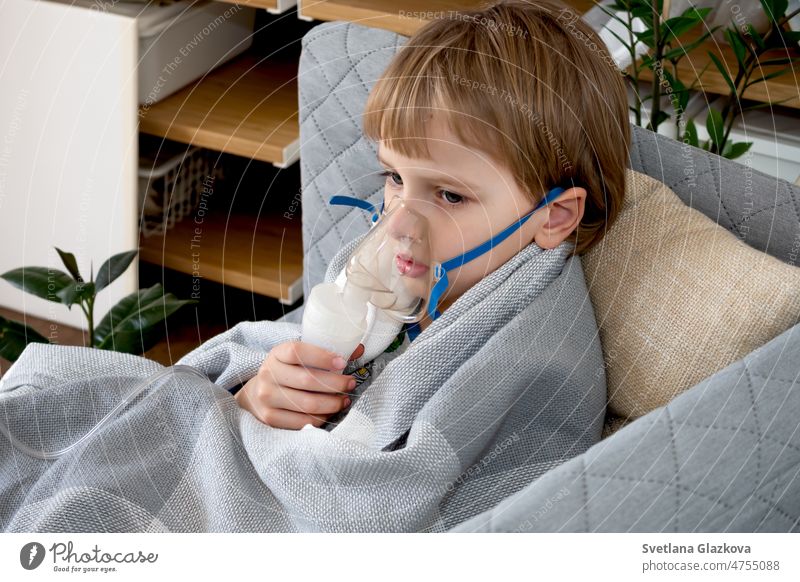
{"left": 0, "top": 0, "right": 139, "bottom": 329}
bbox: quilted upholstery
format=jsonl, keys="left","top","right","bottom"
{"left": 452, "top": 320, "right": 800, "bottom": 532}
{"left": 291, "top": 20, "right": 800, "bottom": 531}
{"left": 296, "top": 23, "right": 404, "bottom": 304}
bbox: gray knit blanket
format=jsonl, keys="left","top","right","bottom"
{"left": 0, "top": 239, "right": 606, "bottom": 532}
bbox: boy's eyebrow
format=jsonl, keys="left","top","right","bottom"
{"left": 376, "top": 153, "right": 482, "bottom": 196}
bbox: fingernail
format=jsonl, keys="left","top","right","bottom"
{"left": 348, "top": 379, "right": 356, "bottom": 390}
{"left": 343, "top": 397, "right": 352, "bottom": 408}
{"left": 332, "top": 356, "right": 347, "bottom": 369}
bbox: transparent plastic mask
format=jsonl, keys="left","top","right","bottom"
{"left": 345, "top": 195, "right": 435, "bottom": 323}
{"left": 330, "top": 182, "right": 566, "bottom": 324}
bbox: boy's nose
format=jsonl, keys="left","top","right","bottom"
{"left": 385, "top": 199, "right": 428, "bottom": 245}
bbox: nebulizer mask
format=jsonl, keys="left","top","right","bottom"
{"left": 300, "top": 184, "right": 566, "bottom": 358}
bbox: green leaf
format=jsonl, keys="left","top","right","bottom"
{"left": 661, "top": 46, "right": 689, "bottom": 62}
{"left": 706, "top": 107, "right": 725, "bottom": 146}
{"left": 93, "top": 284, "right": 163, "bottom": 350}
{"left": 648, "top": 109, "right": 671, "bottom": 131}
{"left": 708, "top": 52, "right": 738, "bottom": 95}
{"left": 659, "top": 68, "right": 690, "bottom": 112}
{"left": 724, "top": 28, "right": 747, "bottom": 68}
{"left": 662, "top": 8, "right": 711, "bottom": 43}
{"left": 0, "top": 267, "right": 73, "bottom": 303}
{"left": 634, "top": 29, "right": 655, "bottom": 48}
{"left": 741, "top": 96, "right": 795, "bottom": 111}
{"left": 95, "top": 250, "right": 137, "bottom": 293}
{"left": 684, "top": 118, "right": 699, "bottom": 147}
{"left": 750, "top": 68, "right": 795, "bottom": 85}
{"left": 54, "top": 247, "right": 83, "bottom": 282}
{"left": 677, "top": 88, "right": 690, "bottom": 114}
{"left": 661, "top": 67, "right": 682, "bottom": 89}
{"left": 662, "top": 29, "right": 715, "bottom": 61}
{"left": 0, "top": 315, "right": 49, "bottom": 362}
{"left": 758, "top": 57, "right": 795, "bottom": 67}
{"left": 56, "top": 281, "right": 96, "bottom": 309}
{"left": 759, "top": 0, "right": 789, "bottom": 23}
{"left": 630, "top": 5, "right": 654, "bottom": 23}
{"left": 686, "top": 60, "right": 713, "bottom": 91}
{"left": 746, "top": 24, "right": 766, "bottom": 50}
{"left": 722, "top": 141, "right": 753, "bottom": 160}
{"left": 94, "top": 284, "right": 197, "bottom": 353}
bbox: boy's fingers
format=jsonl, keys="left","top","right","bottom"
{"left": 267, "top": 360, "right": 355, "bottom": 395}
{"left": 254, "top": 406, "right": 329, "bottom": 430}
{"left": 349, "top": 343, "right": 365, "bottom": 361}
{"left": 272, "top": 385, "right": 349, "bottom": 416}
{"left": 272, "top": 341, "right": 347, "bottom": 371}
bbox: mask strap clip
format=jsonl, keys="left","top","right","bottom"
{"left": 429, "top": 265, "right": 448, "bottom": 319}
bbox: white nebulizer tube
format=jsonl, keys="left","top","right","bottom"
{"left": 301, "top": 279, "right": 369, "bottom": 359}
{"left": 0, "top": 364, "right": 209, "bottom": 461}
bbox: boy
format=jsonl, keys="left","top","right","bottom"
{"left": 0, "top": 0, "right": 630, "bottom": 533}
{"left": 235, "top": 0, "right": 629, "bottom": 430}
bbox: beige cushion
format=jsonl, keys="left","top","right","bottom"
{"left": 583, "top": 169, "right": 800, "bottom": 420}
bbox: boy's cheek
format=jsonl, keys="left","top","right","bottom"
{"left": 445, "top": 263, "right": 484, "bottom": 295}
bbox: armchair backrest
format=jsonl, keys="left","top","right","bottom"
{"left": 627, "top": 123, "right": 800, "bottom": 264}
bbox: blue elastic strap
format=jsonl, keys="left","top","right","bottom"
{"left": 329, "top": 187, "right": 565, "bottom": 321}
{"left": 427, "top": 185, "right": 565, "bottom": 319}
{"left": 329, "top": 195, "right": 383, "bottom": 223}
{"left": 404, "top": 321, "right": 421, "bottom": 342}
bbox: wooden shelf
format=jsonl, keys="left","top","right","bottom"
{"left": 635, "top": 34, "right": 800, "bottom": 109}
{"left": 138, "top": 52, "right": 300, "bottom": 168}
{"left": 215, "top": 0, "right": 297, "bottom": 15}
{"left": 139, "top": 211, "right": 304, "bottom": 305}
{"left": 298, "top": 0, "right": 596, "bottom": 35}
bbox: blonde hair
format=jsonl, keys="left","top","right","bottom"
{"left": 363, "top": 0, "right": 630, "bottom": 255}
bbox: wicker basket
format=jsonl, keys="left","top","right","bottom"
{"left": 138, "top": 144, "right": 220, "bottom": 237}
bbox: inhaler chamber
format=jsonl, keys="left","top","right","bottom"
{"left": 345, "top": 196, "right": 435, "bottom": 324}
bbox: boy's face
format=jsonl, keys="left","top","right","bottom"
{"left": 376, "top": 114, "right": 560, "bottom": 312}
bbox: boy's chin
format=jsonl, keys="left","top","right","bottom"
{"left": 397, "top": 276, "right": 427, "bottom": 297}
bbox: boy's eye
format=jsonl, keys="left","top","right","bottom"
{"left": 439, "top": 190, "right": 464, "bottom": 205}
{"left": 379, "top": 170, "right": 466, "bottom": 207}
{"left": 379, "top": 170, "right": 403, "bottom": 186}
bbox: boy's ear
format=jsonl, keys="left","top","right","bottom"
{"left": 533, "top": 187, "right": 587, "bottom": 250}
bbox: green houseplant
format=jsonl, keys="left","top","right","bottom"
{"left": 601, "top": 0, "right": 800, "bottom": 160}
{"left": 0, "top": 248, "right": 196, "bottom": 363}
{"left": 693, "top": 0, "right": 800, "bottom": 157}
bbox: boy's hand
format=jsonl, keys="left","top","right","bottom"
{"left": 234, "top": 341, "right": 364, "bottom": 430}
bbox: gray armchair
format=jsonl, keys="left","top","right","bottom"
{"left": 287, "top": 20, "right": 800, "bottom": 532}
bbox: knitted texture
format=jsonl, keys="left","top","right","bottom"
{"left": 0, "top": 239, "right": 606, "bottom": 532}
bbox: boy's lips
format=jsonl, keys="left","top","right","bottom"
{"left": 395, "top": 253, "right": 429, "bottom": 278}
